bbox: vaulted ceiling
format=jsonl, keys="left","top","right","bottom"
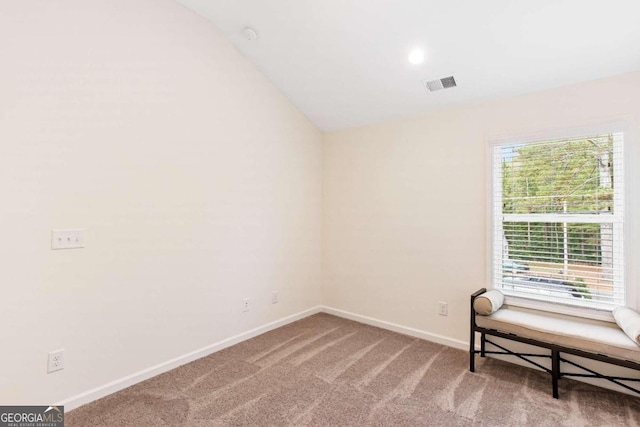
{"left": 177, "top": 0, "right": 640, "bottom": 131}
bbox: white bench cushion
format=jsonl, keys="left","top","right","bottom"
{"left": 476, "top": 307, "right": 640, "bottom": 364}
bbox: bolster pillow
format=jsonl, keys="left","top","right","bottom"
{"left": 473, "top": 290, "right": 505, "bottom": 315}
{"left": 613, "top": 306, "right": 640, "bottom": 346}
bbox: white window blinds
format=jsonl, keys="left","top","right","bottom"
{"left": 493, "top": 132, "right": 624, "bottom": 310}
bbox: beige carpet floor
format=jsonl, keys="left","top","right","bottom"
{"left": 67, "top": 313, "right": 640, "bottom": 426}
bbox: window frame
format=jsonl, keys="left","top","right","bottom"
{"left": 486, "top": 122, "right": 636, "bottom": 321}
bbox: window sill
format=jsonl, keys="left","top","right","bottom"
{"left": 502, "top": 293, "right": 615, "bottom": 323}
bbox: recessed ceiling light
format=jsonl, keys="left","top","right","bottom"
{"left": 408, "top": 48, "right": 424, "bottom": 65}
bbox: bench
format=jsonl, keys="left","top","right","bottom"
{"left": 469, "top": 288, "right": 640, "bottom": 399}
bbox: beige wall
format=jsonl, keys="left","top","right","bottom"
{"left": 0, "top": 1, "right": 322, "bottom": 405}
{"left": 323, "top": 71, "right": 640, "bottom": 343}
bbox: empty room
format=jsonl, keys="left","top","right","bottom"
{"left": 2, "top": 1, "right": 640, "bottom": 426}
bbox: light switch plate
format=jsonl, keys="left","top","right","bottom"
{"left": 51, "top": 229, "right": 85, "bottom": 250}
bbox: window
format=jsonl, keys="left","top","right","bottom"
{"left": 492, "top": 132, "right": 624, "bottom": 311}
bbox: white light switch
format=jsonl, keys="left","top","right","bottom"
{"left": 51, "top": 229, "right": 85, "bottom": 250}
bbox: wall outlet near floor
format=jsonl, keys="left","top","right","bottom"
{"left": 48, "top": 349, "right": 64, "bottom": 373}
{"left": 438, "top": 301, "right": 448, "bottom": 316}
{"left": 271, "top": 291, "right": 279, "bottom": 304}
{"left": 242, "top": 298, "right": 250, "bottom": 312}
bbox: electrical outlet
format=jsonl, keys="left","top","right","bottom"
{"left": 271, "top": 291, "right": 279, "bottom": 304}
{"left": 48, "top": 349, "right": 64, "bottom": 373}
{"left": 438, "top": 301, "right": 448, "bottom": 316}
{"left": 242, "top": 298, "right": 250, "bottom": 312}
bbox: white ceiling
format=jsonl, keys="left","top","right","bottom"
{"left": 177, "top": 0, "right": 640, "bottom": 131}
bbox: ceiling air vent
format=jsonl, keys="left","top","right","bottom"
{"left": 425, "top": 76, "right": 457, "bottom": 92}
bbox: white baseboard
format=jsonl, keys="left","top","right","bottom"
{"left": 60, "top": 306, "right": 322, "bottom": 411}
{"left": 321, "top": 306, "right": 468, "bottom": 351}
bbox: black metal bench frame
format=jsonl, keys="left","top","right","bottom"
{"left": 469, "top": 288, "right": 640, "bottom": 399}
